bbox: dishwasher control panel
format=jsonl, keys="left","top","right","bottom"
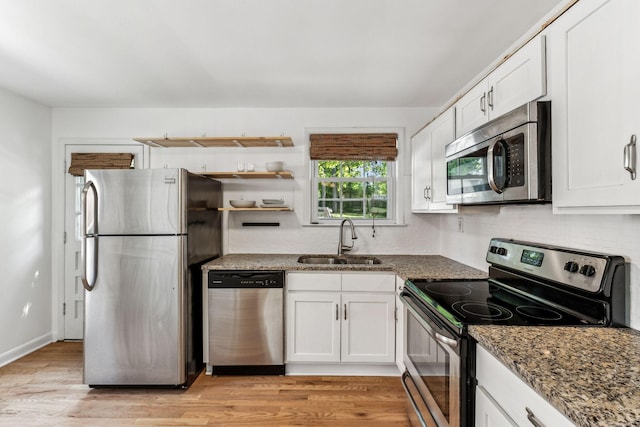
{"left": 208, "top": 270, "right": 284, "bottom": 288}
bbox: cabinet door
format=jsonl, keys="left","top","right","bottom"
{"left": 489, "top": 35, "right": 546, "bottom": 119}
{"left": 395, "top": 276, "right": 405, "bottom": 372}
{"left": 455, "top": 80, "right": 489, "bottom": 137}
{"left": 475, "top": 386, "right": 517, "bottom": 427}
{"left": 456, "top": 35, "right": 546, "bottom": 138}
{"left": 286, "top": 291, "right": 340, "bottom": 362}
{"left": 411, "top": 125, "right": 431, "bottom": 212}
{"left": 411, "top": 109, "right": 457, "bottom": 213}
{"left": 341, "top": 292, "right": 395, "bottom": 363}
{"left": 550, "top": 0, "right": 640, "bottom": 212}
{"left": 429, "top": 109, "right": 457, "bottom": 211}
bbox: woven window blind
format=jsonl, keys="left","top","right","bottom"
{"left": 68, "top": 153, "right": 135, "bottom": 176}
{"left": 309, "top": 133, "right": 398, "bottom": 161}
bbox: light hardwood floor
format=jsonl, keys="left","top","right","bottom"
{"left": 0, "top": 342, "right": 411, "bottom": 426}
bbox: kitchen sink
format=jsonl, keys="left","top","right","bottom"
{"left": 297, "top": 255, "right": 382, "bottom": 265}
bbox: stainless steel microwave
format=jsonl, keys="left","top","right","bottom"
{"left": 445, "top": 101, "right": 551, "bottom": 205}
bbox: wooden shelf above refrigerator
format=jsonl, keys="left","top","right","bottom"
{"left": 202, "top": 171, "right": 293, "bottom": 180}
{"left": 133, "top": 136, "right": 294, "bottom": 148}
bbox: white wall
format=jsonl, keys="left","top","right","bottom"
{"left": 52, "top": 107, "right": 442, "bottom": 256}
{"left": 0, "top": 87, "right": 53, "bottom": 365}
{"left": 440, "top": 205, "right": 640, "bottom": 329}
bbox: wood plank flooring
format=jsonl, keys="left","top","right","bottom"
{"left": 0, "top": 342, "right": 411, "bottom": 426}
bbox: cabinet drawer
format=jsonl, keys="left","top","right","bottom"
{"left": 286, "top": 272, "right": 341, "bottom": 291}
{"left": 476, "top": 345, "right": 574, "bottom": 427}
{"left": 341, "top": 273, "right": 395, "bottom": 292}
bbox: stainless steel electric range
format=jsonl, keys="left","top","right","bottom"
{"left": 400, "top": 238, "right": 628, "bottom": 427}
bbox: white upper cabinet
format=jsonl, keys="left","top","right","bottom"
{"left": 548, "top": 0, "right": 640, "bottom": 213}
{"left": 411, "top": 108, "right": 457, "bottom": 213}
{"left": 455, "top": 35, "right": 547, "bottom": 138}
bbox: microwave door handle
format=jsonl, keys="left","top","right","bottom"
{"left": 487, "top": 139, "right": 504, "bottom": 194}
{"left": 81, "top": 181, "right": 98, "bottom": 291}
{"left": 624, "top": 134, "right": 637, "bottom": 180}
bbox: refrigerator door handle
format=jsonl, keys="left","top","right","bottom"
{"left": 81, "top": 181, "right": 98, "bottom": 291}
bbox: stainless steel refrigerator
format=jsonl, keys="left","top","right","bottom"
{"left": 81, "top": 168, "right": 222, "bottom": 387}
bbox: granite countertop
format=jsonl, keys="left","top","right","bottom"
{"left": 202, "top": 254, "right": 488, "bottom": 281}
{"left": 470, "top": 326, "right": 640, "bottom": 427}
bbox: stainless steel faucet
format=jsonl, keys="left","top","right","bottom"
{"left": 337, "top": 218, "right": 357, "bottom": 256}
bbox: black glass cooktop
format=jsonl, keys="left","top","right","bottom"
{"left": 406, "top": 279, "right": 590, "bottom": 327}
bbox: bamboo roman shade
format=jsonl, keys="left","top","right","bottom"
{"left": 309, "top": 133, "right": 398, "bottom": 161}
{"left": 68, "top": 153, "right": 135, "bottom": 176}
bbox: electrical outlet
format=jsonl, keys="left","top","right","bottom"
{"left": 457, "top": 216, "right": 464, "bottom": 233}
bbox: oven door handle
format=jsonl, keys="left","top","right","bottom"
{"left": 401, "top": 370, "right": 428, "bottom": 427}
{"left": 400, "top": 293, "right": 459, "bottom": 350}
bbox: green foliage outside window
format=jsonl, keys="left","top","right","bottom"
{"left": 316, "top": 160, "right": 390, "bottom": 220}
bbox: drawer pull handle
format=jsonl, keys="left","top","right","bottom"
{"left": 624, "top": 134, "right": 637, "bottom": 180}
{"left": 526, "top": 407, "right": 546, "bottom": 427}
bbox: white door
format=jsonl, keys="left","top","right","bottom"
{"left": 488, "top": 35, "right": 546, "bottom": 119}
{"left": 475, "top": 386, "right": 517, "bottom": 427}
{"left": 286, "top": 291, "right": 341, "bottom": 362}
{"left": 549, "top": 0, "right": 640, "bottom": 212}
{"left": 455, "top": 80, "right": 488, "bottom": 137}
{"left": 63, "top": 144, "right": 144, "bottom": 339}
{"left": 411, "top": 125, "right": 430, "bottom": 212}
{"left": 341, "top": 292, "right": 395, "bottom": 363}
{"left": 429, "top": 108, "right": 457, "bottom": 212}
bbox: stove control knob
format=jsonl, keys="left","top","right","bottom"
{"left": 490, "top": 246, "right": 499, "bottom": 254}
{"left": 497, "top": 247, "right": 508, "bottom": 256}
{"left": 579, "top": 265, "right": 596, "bottom": 277}
{"left": 564, "top": 261, "right": 579, "bottom": 273}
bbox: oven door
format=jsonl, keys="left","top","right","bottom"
{"left": 400, "top": 292, "right": 463, "bottom": 427}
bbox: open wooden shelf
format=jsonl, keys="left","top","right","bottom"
{"left": 219, "top": 207, "right": 293, "bottom": 212}
{"left": 134, "top": 136, "right": 294, "bottom": 148}
{"left": 202, "top": 171, "right": 293, "bottom": 179}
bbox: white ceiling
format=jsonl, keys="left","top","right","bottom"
{"left": 0, "top": 0, "right": 566, "bottom": 108}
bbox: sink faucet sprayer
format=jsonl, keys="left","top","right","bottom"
{"left": 337, "top": 218, "right": 357, "bottom": 256}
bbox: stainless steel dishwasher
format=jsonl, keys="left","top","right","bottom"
{"left": 207, "top": 270, "right": 285, "bottom": 375}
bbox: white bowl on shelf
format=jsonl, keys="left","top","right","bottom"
{"left": 266, "top": 161, "right": 285, "bottom": 172}
{"left": 229, "top": 200, "right": 256, "bottom": 208}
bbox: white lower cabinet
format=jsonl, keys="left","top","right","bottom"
{"left": 475, "top": 386, "right": 517, "bottom": 427}
{"left": 286, "top": 272, "right": 396, "bottom": 364}
{"left": 475, "top": 345, "right": 575, "bottom": 427}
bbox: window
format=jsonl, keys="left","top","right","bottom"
{"left": 309, "top": 132, "right": 398, "bottom": 224}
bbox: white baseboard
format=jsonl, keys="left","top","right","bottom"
{"left": 286, "top": 363, "right": 401, "bottom": 376}
{"left": 0, "top": 333, "right": 54, "bottom": 368}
